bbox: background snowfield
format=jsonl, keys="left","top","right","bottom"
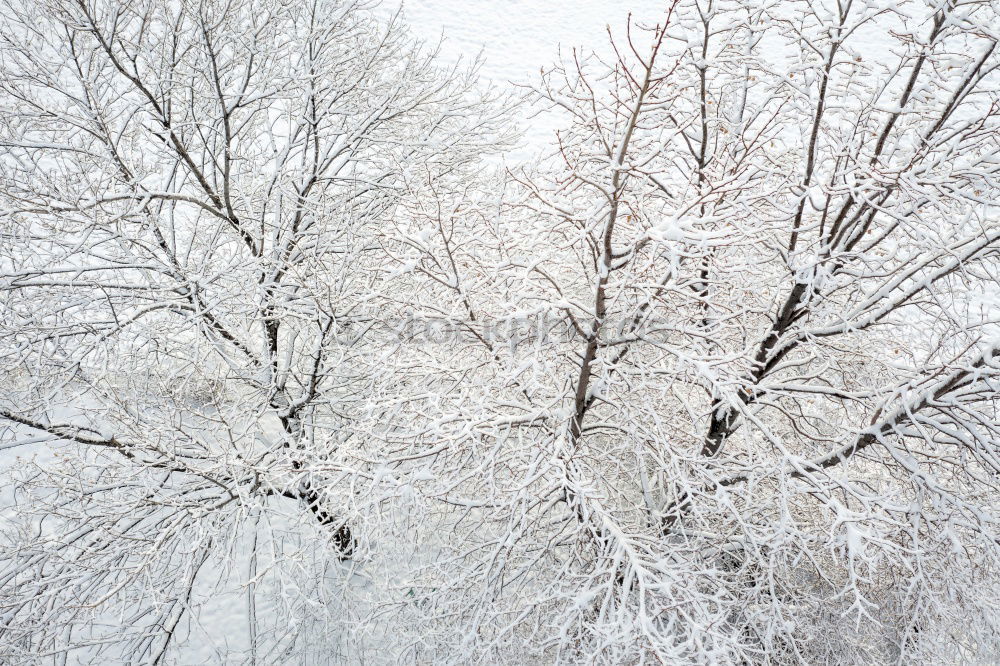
{"left": 385, "top": 0, "right": 667, "bottom": 83}
{"left": 383, "top": 0, "right": 668, "bottom": 151}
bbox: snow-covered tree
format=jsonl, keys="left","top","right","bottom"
{"left": 368, "top": 0, "right": 1000, "bottom": 662}
{"left": 0, "top": 0, "right": 509, "bottom": 660}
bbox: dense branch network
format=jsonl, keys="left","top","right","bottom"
{"left": 0, "top": 0, "right": 998, "bottom": 663}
